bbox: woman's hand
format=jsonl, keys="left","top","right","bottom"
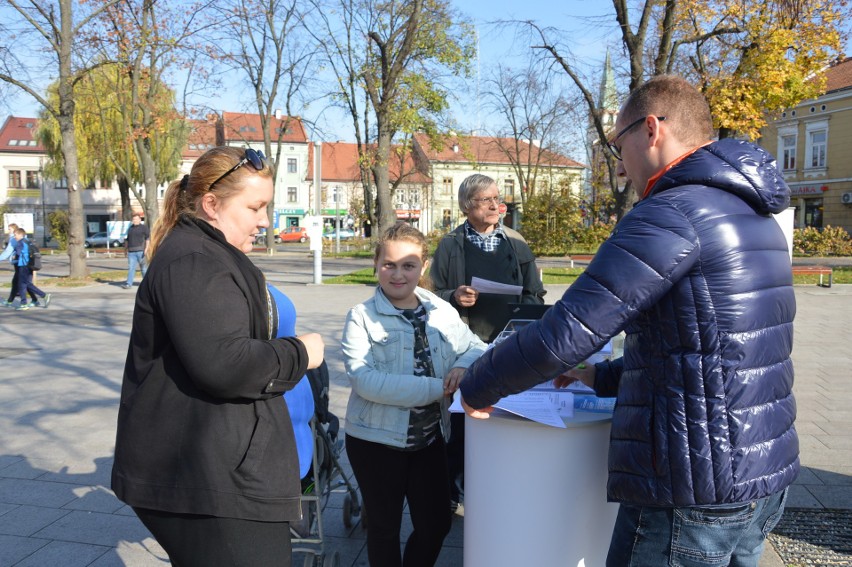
{"left": 297, "top": 333, "right": 325, "bottom": 369}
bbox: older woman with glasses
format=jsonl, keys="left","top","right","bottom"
{"left": 112, "top": 146, "right": 325, "bottom": 566}
{"left": 430, "top": 173, "right": 546, "bottom": 515}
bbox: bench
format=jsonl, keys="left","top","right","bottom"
{"left": 791, "top": 265, "right": 833, "bottom": 288}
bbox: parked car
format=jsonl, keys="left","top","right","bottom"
{"left": 279, "top": 226, "right": 309, "bottom": 243}
{"left": 323, "top": 228, "right": 356, "bottom": 240}
{"left": 84, "top": 232, "right": 124, "bottom": 248}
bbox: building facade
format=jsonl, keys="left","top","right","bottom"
{"left": 411, "top": 133, "right": 586, "bottom": 231}
{"left": 760, "top": 57, "right": 852, "bottom": 234}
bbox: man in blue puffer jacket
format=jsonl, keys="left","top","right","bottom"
{"left": 461, "top": 75, "right": 798, "bottom": 567}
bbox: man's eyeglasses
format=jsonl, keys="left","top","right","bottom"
{"left": 471, "top": 195, "right": 503, "bottom": 206}
{"left": 209, "top": 148, "right": 267, "bottom": 190}
{"left": 607, "top": 116, "right": 666, "bottom": 161}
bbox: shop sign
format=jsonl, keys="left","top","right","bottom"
{"left": 396, "top": 209, "right": 421, "bottom": 219}
{"left": 791, "top": 185, "right": 829, "bottom": 197}
{"left": 277, "top": 208, "right": 305, "bottom": 215}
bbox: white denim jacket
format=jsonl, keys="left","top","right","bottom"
{"left": 342, "top": 286, "right": 487, "bottom": 448}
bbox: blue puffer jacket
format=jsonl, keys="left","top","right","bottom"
{"left": 461, "top": 139, "right": 799, "bottom": 507}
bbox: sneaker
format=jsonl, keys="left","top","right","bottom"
{"left": 450, "top": 501, "right": 465, "bottom": 517}
{"left": 42, "top": 294, "right": 51, "bottom": 308}
{"left": 31, "top": 302, "right": 41, "bottom": 308}
{"left": 15, "top": 303, "right": 31, "bottom": 311}
{"left": 121, "top": 284, "right": 132, "bottom": 289}
{"left": 1, "top": 300, "right": 13, "bottom": 307}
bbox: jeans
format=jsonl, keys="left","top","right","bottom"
{"left": 126, "top": 251, "right": 147, "bottom": 286}
{"left": 16, "top": 266, "right": 45, "bottom": 305}
{"left": 606, "top": 489, "right": 787, "bottom": 567}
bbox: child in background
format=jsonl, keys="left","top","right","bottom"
{"left": 341, "top": 222, "right": 486, "bottom": 567}
{"left": 10, "top": 228, "right": 49, "bottom": 311}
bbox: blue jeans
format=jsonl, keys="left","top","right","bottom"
{"left": 126, "top": 251, "right": 147, "bottom": 286}
{"left": 606, "top": 489, "right": 787, "bottom": 567}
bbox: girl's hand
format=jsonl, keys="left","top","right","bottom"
{"left": 443, "top": 367, "right": 466, "bottom": 395}
{"left": 553, "top": 363, "right": 596, "bottom": 389}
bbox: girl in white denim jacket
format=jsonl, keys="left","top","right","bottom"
{"left": 342, "top": 222, "right": 486, "bottom": 567}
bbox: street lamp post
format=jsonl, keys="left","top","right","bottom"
{"left": 39, "top": 158, "right": 47, "bottom": 247}
{"left": 335, "top": 185, "right": 341, "bottom": 255}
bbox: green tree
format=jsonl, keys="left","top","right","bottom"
{"left": 35, "top": 64, "right": 186, "bottom": 221}
{"left": 310, "top": 0, "right": 475, "bottom": 234}
{"left": 215, "top": 0, "right": 317, "bottom": 252}
{"left": 0, "top": 0, "right": 121, "bottom": 278}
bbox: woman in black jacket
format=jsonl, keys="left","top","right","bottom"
{"left": 112, "top": 146, "right": 325, "bottom": 566}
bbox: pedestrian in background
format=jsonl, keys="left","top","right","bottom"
{"left": 1, "top": 223, "right": 38, "bottom": 307}
{"left": 122, "top": 213, "right": 149, "bottom": 289}
{"left": 9, "top": 228, "right": 50, "bottom": 310}
{"left": 461, "top": 75, "right": 798, "bottom": 567}
{"left": 112, "top": 146, "right": 325, "bottom": 567}
{"left": 342, "top": 222, "right": 486, "bottom": 567}
{"left": 430, "top": 173, "right": 545, "bottom": 516}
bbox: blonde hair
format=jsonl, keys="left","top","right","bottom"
{"left": 149, "top": 146, "right": 273, "bottom": 258}
{"left": 374, "top": 222, "right": 432, "bottom": 289}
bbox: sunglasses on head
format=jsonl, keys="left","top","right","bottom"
{"left": 208, "top": 148, "right": 267, "bottom": 191}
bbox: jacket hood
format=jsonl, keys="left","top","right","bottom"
{"left": 651, "top": 138, "right": 791, "bottom": 215}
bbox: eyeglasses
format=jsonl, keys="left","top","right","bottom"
{"left": 471, "top": 195, "right": 503, "bottom": 206}
{"left": 607, "top": 116, "right": 666, "bottom": 160}
{"left": 208, "top": 148, "right": 267, "bottom": 190}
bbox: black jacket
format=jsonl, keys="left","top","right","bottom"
{"left": 112, "top": 217, "right": 309, "bottom": 521}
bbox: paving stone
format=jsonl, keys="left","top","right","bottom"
{"left": 0, "top": 534, "right": 50, "bottom": 566}
{"left": 0, "top": 478, "right": 78, "bottom": 508}
{"left": 33, "top": 510, "right": 153, "bottom": 548}
{"left": 11, "top": 540, "right": 109, "bottom": 567}
{"left": 0, "top": 505, "right": 71, "bottom": 537}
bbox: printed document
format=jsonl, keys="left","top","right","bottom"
{"left": 470, "top": 276, "right": 523, "bottom": 296}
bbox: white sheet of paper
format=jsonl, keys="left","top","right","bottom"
{"left": 470, "top": 276, "right": 523, "bottom": 296}
{"left": 494, "top": 391, "right": 567, "bottom": 428}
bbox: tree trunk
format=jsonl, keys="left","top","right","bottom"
{"left": 119, "top": 176, "right": 132, "bottom": 219}
{"left": 59, "top": 0, "right": 87, "bottom": 279}
{"left": 372, "top": 127, "right": 396, "bottom": 235}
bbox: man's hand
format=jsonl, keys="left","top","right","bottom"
{"left": 553, "top": 363, "right": 596, "bottom": 390}
{"left": 453, "top": 285, "right": 478, "bottom": 307}
{"left": 461, "top": 396, "right": 492, "bottom": 419}
{"left": 443, "top": 367, "right": 465, "bottom": 396}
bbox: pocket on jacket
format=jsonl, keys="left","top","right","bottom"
{"left": 367, "top": 328, "right": 401, "bottom": 366}
{"left": 236, "top": 412, "right": 273, "bottom": 475}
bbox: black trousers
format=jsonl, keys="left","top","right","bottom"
{"left": 7, "top": 267, "right": 36, "bottom": 303}
{"left": 346, "top": 434, "right": 452, "bottom": 567}
{"left": 133, "top": 507, "right": 291, "bottom": 567}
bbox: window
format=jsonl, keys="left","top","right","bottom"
{"left": 781, "top": 135, "right": 796, "bottom": 170}
{"left": 809, "top": 130, "right": 826, "bottom": 168}
{"left": 504, "top": 179, "right": 515, "bottom": 200}
{"left": 287, "top": 186, "right": 297, "bottom": 203}
{"left": 8, "top": 170, "right": 21, "bottom": 188}
{"left": 287, "top": 158, "right": 297, "bottom": 173}
{"left": 54, "top": 177, "right": 68, "bottom": 189}
{"left": 26, "top": 171, "right": 39, "bottom": 188}
{"left": 442, "top": 177, "right": 453, "bottom": 195}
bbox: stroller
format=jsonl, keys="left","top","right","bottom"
{"left": 291, "top": 361, "right": 363, "bottom": 567}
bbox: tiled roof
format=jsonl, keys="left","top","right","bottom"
{"left": 219, "top": 112, "right": 307, "bottom": 144}
{"left": 306, "top": 141, "right": 432, "bottom": 184}
{"left": 413, "top": 133, "right": 587, "bottom": 169}
{"left": 183, "top": 118, "right": 217, "bottom": 159}
{"left": 824, "top": 57, "right": 852, "bottom": 94}
{"left": 0, "top": 116, "right": 46, "bottom": 153}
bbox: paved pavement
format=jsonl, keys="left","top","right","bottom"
{"left": 0, "top": 250, "right": 850, "bottom": 566}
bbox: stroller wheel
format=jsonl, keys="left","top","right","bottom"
{"left": 343, "top": 493, "right": 356, "bottom": 528}
{"left": 322, "top": 551, "right": 341, "bottom": 567}
{"left": 302, "top": 554, "right": 317, "bottom": 567}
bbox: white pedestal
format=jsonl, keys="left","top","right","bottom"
{"left": 464, "top": 411, "right": 619, "bottom": 567}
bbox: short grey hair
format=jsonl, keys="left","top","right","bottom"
{"left": 458, "top": 174, "right": 496, "bottom": 215}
